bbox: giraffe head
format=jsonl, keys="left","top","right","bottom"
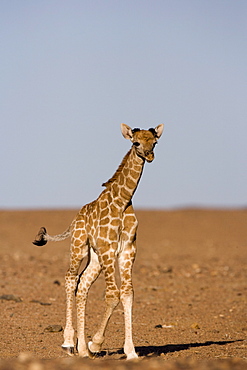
{"left": 121, "top": 123, "right": 164, "bottom": 162}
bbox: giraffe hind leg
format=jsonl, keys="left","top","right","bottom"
{"left": 62, "top": 237, "right": 88, "bottom": 355}
{"left": 76, "top": 248, "right": 102, "bottom": 357}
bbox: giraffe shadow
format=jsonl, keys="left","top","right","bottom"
{"left": 103, "top": 339, "right": 243, "bottom": 358}
{"left": 135, "top": 339, "right": 243, "bottom": 357}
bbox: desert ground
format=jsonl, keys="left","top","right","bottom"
{"left": 0, "top": 208, "right": 246, "bottom": 369}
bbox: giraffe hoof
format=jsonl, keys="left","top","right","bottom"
{"left": 126, "top": 352, "right": 138, "bottom": 360}
{"left": 88, "top": 341, "right": 100, "bottom": 357}
{"left": 61, "top": 345, "right": 74, "bottom": 356}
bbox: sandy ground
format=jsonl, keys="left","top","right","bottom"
{"left": 0, "top": 208, "right": 246, "bottom": 369}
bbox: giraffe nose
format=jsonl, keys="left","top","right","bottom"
{"left": 145, "top": 151, "right": 154, "bottom": 162}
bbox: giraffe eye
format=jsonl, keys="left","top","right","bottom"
{"left": 133, "top": 142, "right": 140, "bottom": 147}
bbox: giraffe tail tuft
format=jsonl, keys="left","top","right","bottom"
{"left": 33, "top": 227, "right": 48, "bottom": 246}
{"left": 33, "top": 227, "right": 71, "bottom": 246}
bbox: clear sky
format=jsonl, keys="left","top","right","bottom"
{"left": 1, "top": 0, "right": 246, "bottom": 209}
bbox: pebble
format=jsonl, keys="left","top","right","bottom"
{"left": 155, "top": 324, "right": 174, "bottom": 329}
{"left": 0, "top": 294, "right": 22, "bottom": 302}
{"left": 30, "top": 300, "right": 52, "bottom": 306}
{"left": 191, "top": 322, "right": 200, "bottom": 330}
{"left": 44, "top": 325, "right": 63, "bottom": 332}
{"left": 155, "top": 324, "right": 163, "bottom": 329}
{"left": 53, "top": 280, "right": 61, "bottom": 285}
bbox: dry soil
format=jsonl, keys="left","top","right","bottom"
{"left": 0, "top": 209, "right": 246, "bottom": 369}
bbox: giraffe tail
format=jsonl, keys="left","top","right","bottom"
{"left": 33, "top": 227, "right": 71, "bottom": 247}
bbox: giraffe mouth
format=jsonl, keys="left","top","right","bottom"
{"left": 135, "top": 147, "right": 154, "bottom": 162}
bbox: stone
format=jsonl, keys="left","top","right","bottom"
{"left": 0, "top": 294, "right": 22, "bottom": 302}
{"left": 44, "top": 325, "right": 63, "bottom": 333}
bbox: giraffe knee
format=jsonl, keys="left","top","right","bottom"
{"left": 120, "top": 287, "right": 134, "bottom": 308}
{"left": 120, "top": 282, "right": 133, "bottom": 297}
{"left": 75, "top": 285, "right": 87, "bottom": 300}
{"left": 65, "top": 271, "right": 79, "bottom": 294}
{"left": 105, "top": 289, "right": 120, "bottom": 308}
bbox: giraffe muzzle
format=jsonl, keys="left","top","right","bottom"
{"left": 145, "top": 151, "right": 154, "bottom": 162}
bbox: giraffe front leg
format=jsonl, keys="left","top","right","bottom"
{"left": 88, "top": 248, "right": 120, "bottom": 355}
{"left": 88, "top": 288, "right": 120, "bottom": 355}
{"left": 118, "top": 243, "right": 138, "bottom": 360}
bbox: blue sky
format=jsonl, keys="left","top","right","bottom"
{"left": 1, "top": 0, "right": 246, "bottom": 209}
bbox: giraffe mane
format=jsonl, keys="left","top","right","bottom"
{"left": 102, "top": 149, "right": 132, "bottom": 187}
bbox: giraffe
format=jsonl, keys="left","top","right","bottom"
{"left": 33, "top": 123, "right": 164, "bottom": 360}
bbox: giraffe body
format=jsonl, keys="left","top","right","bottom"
{"left": 33, "top": 123, "right": 164, "bottom": 359}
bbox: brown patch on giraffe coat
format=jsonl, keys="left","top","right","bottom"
{"left": 74, "top": 239, "right": 82, "bottom": 247}
{"left": 101, "top": 208, "right": 109, "bottom": 218}
{"left": 126, "top": 177, "right": 135, "bottom": 189}
{"left": 97, "top": 240, "right": 112, "bottom": 253}
{"left": 106, "top": 265, "right": 114, "bottom": 274}
{"left": 130, "top": 169, "right": 139, "bottom": 179}
{"left": 110, "top": 204, "right": 119, "bottom": 217}
{"left": 86, "top": 224, "right": 92, "bottom": 234}
{"left": 123, "top": 168, "right": 129, "bottom": 176}
{"left": 123, "top": 215, "right": 137, "bottom": 224}
{"left": 100, "top": 200, "right": 108, "bottom": 209}
{"left": 73, "top": 230, "right": 81, "bottom": 238}
{"left": 105, "top": 292, "right": 119, "bottom": 300}
{"left": 123, "top": 261, "right": 131, "bottom": 269}
{"left": 109, "top": 228, "right": 117, "bottom": 241}
{"left": 100, "top": 217, "right": 110, "bottom": 226}
{"left": 99, "top": 227, "right": 108, "bottom": 239}
{"left": 130, "top": 251, "right": 136, "bottom": 259}
{"left": 134, "top": 164, "right": 141, "bottom": 171}
{"left": 73, "top": 247, "right": 81, "bottom": 255}
{"left": 75, "top": 221, "right": 85, "bottom": 229}
{"left": 120, "top": 232, "right": 129, "bottom": 242}
{"left": 112, "top": 183, "right": 119, "bottom": 198}
{"left": 120, "top": 187, "right": 131, "bottom": 201}
{"left": 109, "top": 251, "right": 115, "bottom": 258}
{"left": 122, "top": 271, "right": 131, "bottom": 281}
{"left": 119, "top": 173, "right": 125, "bottom": 186}
{"left": 102, "top": 254, "right": 109, "bottom": 263}
{"left": 111, "top": 219, "right": 119, "bottom": 227}
{"left": 88, "top": 213, "right": 94, "bottom": 225}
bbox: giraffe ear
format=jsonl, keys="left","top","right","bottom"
{"left": 121, "top": 123, "right": 133, "bottom": 140}
{"left": 155, "top": 124, "right": 164, "bottom": 139}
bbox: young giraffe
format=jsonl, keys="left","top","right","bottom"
{"left": 33, "top": 123, "right": 164, "bottom": 360}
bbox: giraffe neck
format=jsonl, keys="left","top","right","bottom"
{"left": 103, "top": 146, "right": 145, "bottom": 208}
